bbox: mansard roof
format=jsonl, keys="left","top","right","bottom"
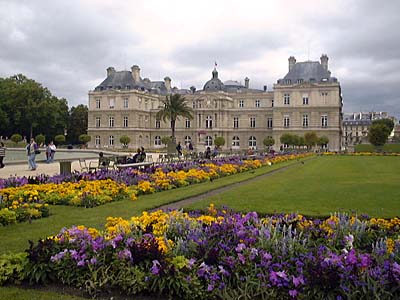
{"left": 278, "top": 61, "right": 338, "bottom": 84}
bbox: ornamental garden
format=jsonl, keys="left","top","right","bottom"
{"left": 0, "top": 153, "right": 399, "bottom": 299}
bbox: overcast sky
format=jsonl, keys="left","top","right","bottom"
{"left": 1, "top": 0, "right": 399, "bottom": 118}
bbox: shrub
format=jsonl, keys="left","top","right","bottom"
{"left": 0, "top": 208, "right": 17, "bottom": 226}
{"left": 0, "top": 253, "right": 28, "bottom": 285}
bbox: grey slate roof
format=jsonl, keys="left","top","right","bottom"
{"left": 278, "top": 61, "right": 338, "bottom": 84}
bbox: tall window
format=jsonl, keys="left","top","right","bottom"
{"left": 232, "top": 136, "right": 240, "bottom": 147}
{"left": 271, "top": 99, "right": 274, "bottom": 107}
{"left": 109, "top": 135, "right": 114, "bottom": 146}
{"left": 96, "top": 99, "right": 101, "bottom": 109}
{"left": 284, "top": 116, "right": 290, "bottom": 128}
{"left": 184, "top": 136, "right": 192, "bottom": 145}
{"left": 109, "top": 116, "right": 114, "bottom": 127}
{"left": 267, "top": 117, "right": 273, "bottom": 129}
{"left": 239, "top": 100, "right": 244, "bottom": 108}
{"left": 255, "top": 100, "right": 260, "bottom": 108}
{"left": 206, "top": 115, "right": 213, "bottom": 129}
{"left": 95, "top": 136, "right": 100, "bottom": 146}
{"left": 250, "top": 117, "right": 256, "bottom": 128}
{"left": 123, "top": 116, "right": 128, "bottom": 128}
{"left": 321, "top": 92, "right": 328, "bottom": 104}
{"left": 205, "top": 136, "right": 212, "bottom": 146}
{"left": 248, "top": 136, "right": 256, "bottom": 148}
{"left": 284, "top": 93, "right": 290, "bottom": 105}
{"left": 302, "top": 94, "right": 309, "bottom": 105}
{"left": 185, "top": 118, "right": 191, "bottom": 128}
{"left": 321, "top": 115, "right": 328, "bottom": 127}
{"left": 95, "top": 117, "right": 101, "bottom": 127}
{"left": 109, "top": 98, "right": 115, "bottom": 109}
{"left": 123, "top": 98, "right": 129, "bottom": 108}
{"left": 154, "top": 136, "right": 161, "bottom": 146}
{"left": 155, "top": 120, "right": 160, "bottom": 128}
{"left": 302, "top": 114, "right": 309, "bottom": 127}
{"left": 233, "top": 117, "right": 239, "bottom": 128}
{"left": 192, "top": 101, "right": 196, "bottom": 109}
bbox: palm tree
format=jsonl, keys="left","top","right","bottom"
{"left": 156, "top": 94, "right": 193, "bottom": 142}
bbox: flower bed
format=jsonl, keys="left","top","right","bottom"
{"left": 14, "top": 207, "right": 399, "bottom": 299}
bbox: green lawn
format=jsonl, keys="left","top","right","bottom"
{"left": 185, "top": 156, "right": 400, "bottom": 218}
{"left": 355, "top": 143, "right": 400, "bottom": 153}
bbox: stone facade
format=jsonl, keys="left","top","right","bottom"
{"left": 88, "top": 55, "right": 343, "bottom": 151}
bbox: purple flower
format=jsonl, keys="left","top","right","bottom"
{"left": 207, "top": 284, "right": 214, "bottom": 292}
{"left": 89, "top": 257, "right": 97, "bottom": 265}
{"left": 235, "top": 243, "right": 246, "bottom": 252}
{"left": 118, "top": 249, "right": 132, "bottom": 261}
{"left": 150, "top": 260, "right": 161, "bottom": 275}
{"left": 292, "top": 275, "right": 305, "bottom": 287}
{"left": 289, "top": 289, "right": 298, "bottom": 298}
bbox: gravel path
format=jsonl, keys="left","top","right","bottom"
{"left": 152, "top": 158, "right": 312, "bottom": 211}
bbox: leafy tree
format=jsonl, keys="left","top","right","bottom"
{"left": 291, "top": 135, "right": 300, "bottom": 148}
{"left": 156, "top": 94, "right": 193, "bottom": 142}
{"left": 68, "top": 105, "right": 88, "bottom": 144}
{"left": 317, "top": 136, "right": 329, "bottom": 148}
{"left": 368, "top": 124, "right": 390, "bottom": 147}
{"left": 280, "top": 133, "right": 294, "bottom": 147}
{"left": 79, "top": 134, "right": 91, "bottom": 145}
{"left": 304, "top": 132, "right": 318, "bottom": 149}
{"left": 214, "top": 137, "right": 225, "bottom": 149}
{"left": 372, "top": 119, "right": 394, "bottom": 134}
{"left": 263, "top": 136, "right": 275, "bottom": 149}
{"left": 10, "top": 133, "right": 22, "bottom": 144}
{"left": 120, "top": 135, "right": 131, "bottom": 148}
{"left": 161, "top": 136, "right": 172, "bottom": 148}
{"left": 298, "top": 136, "right": 306, "bottom": 148}
{"left": 35, "top": 134, "right": 45, "bottom": 146}
{"left": 55, "top": 134, "right": 66, "bottom": 145}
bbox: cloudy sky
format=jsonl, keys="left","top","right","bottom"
{"left": 1, "top": 0, "right": 399, "bottom": 117}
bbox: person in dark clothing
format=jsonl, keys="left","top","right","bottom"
{"left": 139, "top": 147, "right": 146, "bottom": 162}
{"left": 204, "top": 146, "right": 211, "bottom": 159}
{"left": 0, "top": 142, "right": 5, "bottom": 168}
{"left": 176, "top": 141, "right": 182, "bottom": 156}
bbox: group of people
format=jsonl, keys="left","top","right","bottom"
{"left": 126, "top": 147, "right": 146, "bottom": 164}
{"left": 176, "top": 141, "right": 194, "bottom": 156}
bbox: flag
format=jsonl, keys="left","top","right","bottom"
{"left": 214, "top": 61, "right": 217, "bottom": 67}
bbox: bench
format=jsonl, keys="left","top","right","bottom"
{"left": 115, "top": 161, "right": 154, "bottom": 170}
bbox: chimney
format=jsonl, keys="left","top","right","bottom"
{"left": 131, "top": 65, "right": 141, "bottom": 82}
{"left": 244, "top": 77, "right": 250, "bottom": 89}
{"left": 107, "top": 67, "right": 115, "bottom": 77}
{"left": 320, "top": 54, "right": 329, "bottom": 70}
{"left": 190, "top": 86, "right": 196, "bottom": 93}
{"left": 288, "top": 56, "right": 296, "bottom": 71}
{"left": 164, "top": 76, "right": 171, "bottom": 91}
{"left": 263, "top": 85, "right": 267, "bottom": 92}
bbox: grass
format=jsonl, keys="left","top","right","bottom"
{"left": 0, "top": 158, "right": 302, "bottom": 255}
{"left": 355, "top": 143, "right": 400, "bottom": 153}
{"left": 185, "top": 156, "right": 400, "bottom": 218}
{"left": 0, "top": 286, "right": 86, "bottom": 300}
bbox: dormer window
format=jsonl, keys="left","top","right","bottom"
{"left": 321, "top": 78, "right": 328, "bottom": 82}
{"left": 126, "top": 85, "right": 130, "bottom": 89}
{"left": 297, "top": 79, "right": 303, "bottom": 84}
{"left": 285, "top": 79, "right": 291, "bottom": 85}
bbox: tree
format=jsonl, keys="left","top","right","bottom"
{"left": 161, "top": 136, "right": 172, "bottom": 148}
{"left": 263, "top": 136, "right": 275, "bottom": 149}
{"left": 214, "top": 136, "right": 225, "bottom": 149}
{"left": 35, "top": 134, "right": 45, "bottom": 146}
{"left": 298, "top": 136, "right": 306, "bottom": 148}
{"left": 317, "top": 136, "right": 329, "bottom": 149}
{"left": 156, "top": 94, "right": 193, "bottom": 142}
{"left": 368, "top": 124, "right": 391, "bottom": 147}
{"left": 68, "top": 105, "right": 88, "bottom": 144}
{"left": 304, "top": 132, "right": 318, "bottom": 149}
{"left": 10, "top": 133, "right": 22, "bottom": 144}
{"left": 120, "top": 135, "right": 131, "bottom": 148}
{"left": 372, "top": 119, "right": 394, "bottom": 134}
{"left": 280, "top": 133, "right": 294, "bottom": 147}
{"left": 79, "top": 134, "right": 91, "bottom": 146}
{"left": 291, "top": 135, "right": 300, "bottom": 148}
{"left": 55, "top": 134, "right": 66, "bottom": 145}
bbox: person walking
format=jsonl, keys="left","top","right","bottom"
{"left": 27, "top": 138, "right": 39, "bottom": 171}
{"left": 0, "top": 142, "right": 6, "bottom": 168}
{"left": 176, "top": 141, "right": 182, "bottom": 156}
{"left": 49, "top": 141, "right": 56, "bottom": 162}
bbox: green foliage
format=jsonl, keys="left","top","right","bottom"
{"left": 263, "top": 136, "right": 275, "bottom": 148}
{"left": 214, "top": 136, "right": 225, "bottom": 148}
{"left": 78, "top": 134, "right": 91, "bottom": 144}
{"left": 355, "top": 143, "right": 400, "bottom": 153}
{"left": 35, "top": 134, "right": 45, "bottom": 146}
{"left": 54, "top": 135, "right": 66, "bottom": 144}
{"left": 119, "top": 135, "right": 131, "bottom": 147}
{"left": 156, "top": 94, "right": 193, "bottom": 141}
{"left": 10, "top": 134, "right": 23, "bottom": 144}
{"left": 67, "top": 105, "right": 88, "bottom": 144}
{"left": 372, "top": 118, "right": 394, "bottom": 133}
{"left": 161, "top": 136, "right": 172, "bottom": 146}
{"left": 0, "top": 253, "right": 28, "bottom": 285}
{"left": 280, "top": 133, "right": 294, "bottom": 146}
{"left": 291, "top": 134, "right": 300, "bottom": 147}
{"left": 0, "top": 208, "right": 17, "bottom": 226}
{"left": 369, "top": 123, "right": 390, "bottom": 147}
{"left": 304, "top": 132, "right": 318, "bottom": 148}
{"left": 318, "top": 136, "right": 329, "bottom": 146}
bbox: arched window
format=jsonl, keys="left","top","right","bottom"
{"left": 205, "top": 115, "right": 213, "bottom": 129}
{"left": 95, "top": 136, "right": 101, "bottom": 146}
{"left": 109, "top": 135, "right": 114, "bottom": 146}
{"left": 154, "top": 136, "right": 161, "bottom": 146}
{"left": 248, "top": 136, "right": 256, "bottom": 148}
{"left": 184, "top": 136, "right": 192, "bottom": 144}
{"left": 232, "top": 136, "right": 240, "bottom": 147}
{"left": 205, "top": 136, "right": 212, "bottom": 146}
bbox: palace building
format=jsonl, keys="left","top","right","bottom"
{"left": 87, "top": 55, "right": 343, "bottom": 151}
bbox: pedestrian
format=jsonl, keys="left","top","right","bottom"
{"left": 139, "top": 147, "right": 146, "bottom": 162}
{"left": 176, "top": 141, "right": 182, "bottom": 156}
{"left": 49, "top": 141, "right": 56, "bottom": 162}
{"left": 204, "top": 146, "right": 211, "bottom": 159}
{"left": 27, "top": 138, "right": 39, "bottom": 171}
{"left": 46, "top": 143, "right": 52, "bottom": 163}
{"left": 0, "top": 142, "right": 6, "bottom": 168}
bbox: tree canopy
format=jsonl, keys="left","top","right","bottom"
{"left": 369, "top": 123, "right": 391, "bottom": 147}
{"left": 67, "top": 104, "right": 88, "bottom": 144}
{"left": 156, "top": 94, "right": 193, "bottom": 142}
{"left": 372, "top": 119, "right": 394, "bottom": 133}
